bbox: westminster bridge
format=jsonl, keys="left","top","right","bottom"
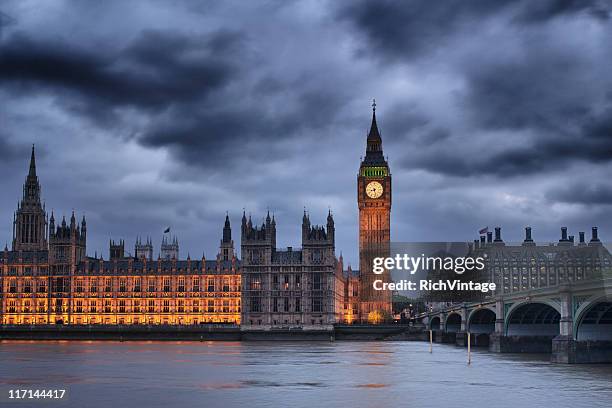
{"left": 418, "top": 227, "right": 612, "bottom": 363}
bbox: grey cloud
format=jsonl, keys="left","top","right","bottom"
{"left": 0, "top": 30, "right": 241, "bottom": 123}
{"left": 547, "top": 183, "right": 612, "bottom": 205}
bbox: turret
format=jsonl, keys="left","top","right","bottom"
{"left": 12, "top": 145, "right": 48, "bottom": 251}
{"left": 220, "top": 214, "right": 235, "bottom": 261}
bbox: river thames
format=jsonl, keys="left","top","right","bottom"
{"left": 1, "top": 340, "right": 611, "bottom": 408}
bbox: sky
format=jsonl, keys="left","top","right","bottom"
{"left": 1, "top": 0, "right": 612, "bottom": 265}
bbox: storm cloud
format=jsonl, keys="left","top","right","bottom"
{"left": 1, "top": 0, "right": 612, "bottom": 263}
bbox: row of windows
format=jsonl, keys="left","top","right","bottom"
{"left": 5, "top": 299, "right": 240, "bottom": 314}
{"left": 4, "top": 277, "right": 240, "bottom": 294}
{"left": 249, "top": 297, "right": 323, "bottom": 313}
{"left": 248, "top": 274, "right": 324, "bottom": 290}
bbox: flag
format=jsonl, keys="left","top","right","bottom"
{"left": 164, "top": 227, "right": 170, "bottom": 234}
{"left": 479, "top": 226, "right": 488, "bottom": 235}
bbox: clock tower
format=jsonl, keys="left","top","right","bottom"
{"left": 357, "top": 101, "right": 392, "bottom": 322}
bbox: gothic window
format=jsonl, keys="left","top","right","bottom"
{"left": 178, "top": 278, "right": 185, "bottom": 292}
{"left": 312, "top": 273, "right": 322, "bottom": 290}
{"left": 312, "top": 298, "right": 322, "bottom": 312}
{"left": 223, "top": 278, "right": 230, "bottom": 292}
{"left": 283, "top": 297, "right": 289, "bottom": 312}
{"left": 273, "top": 298, "right": 279, "bottom": 312}
{"left": 163, "top": 278, "right": 171, "bottom": 292}
{"left": 208, "top": 277, "right": 215, "bottom": 292}
{"left": 249, "top": 275, "right": 262, "bottom": 290}
{"left": 192, "top": 278, "right": 200, "bottom": 292}
{"left": 272, "top": 275, "right": 279, "bottom": 290}
{"left": 250, "top": 297, "right": 261, "bottom": 313}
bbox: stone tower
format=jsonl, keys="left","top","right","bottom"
{"left": 12, "top": 145, "right": 48, "bottom": 251}
{"left": 49, "top": 211, "right": 87, "bottom": 266}
{"left": 135, "top": 236, "right": 153, "bottom": 260}
{"left": 357, "top": 101, "right": 392, "bottom": 322}
{"left": 109, "top": 239, "right": 125, "bottom": 260}
{"left": 160, "top": 235, "right": 179, "bottom": 260}
{"left": 220, "top": 214, "right": 235, "bottom": 261}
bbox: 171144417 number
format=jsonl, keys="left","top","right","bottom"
{"left": 8, "top": 389, "right": 66, "bottom": 399}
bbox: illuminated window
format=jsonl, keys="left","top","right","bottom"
{"left": 193, "top": 278, "right": 200, "bottom": 292}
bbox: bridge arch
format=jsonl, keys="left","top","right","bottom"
{"left": 467, "top": 307, "right": 496, "bottom": 334}
{"left": 445, "top": 312, "right": 462, "bottom": 333}
{"left": 574, "top": 295, "right": 612, "bottom": 341}
{"left": 429, "top": 316, "right": 441, "bottom": 331}
{"left": 505, "top": 302, "right": 560, "bottom": 336}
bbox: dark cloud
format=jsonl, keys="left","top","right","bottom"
{"left": 0, "top": 29, "right": 240, "bottom": 123}
{"left": 338, "top": 0, "right": 610, "bottom": 62}
{"left": 337, "top": 0, "right": 514, "bottom": 61}
{"left": 403, "top": 109, "right": 612, "bottom": 177}
{"left": 547, "top": 183, "right": 612, "bottom": 205}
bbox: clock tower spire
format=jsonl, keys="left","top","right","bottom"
{"left": 357, "top": 100, "right": 392, "bottom": 323}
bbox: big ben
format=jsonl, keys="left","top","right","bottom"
{"left": 358, "top": 100, "right": 392, "bottom": 322}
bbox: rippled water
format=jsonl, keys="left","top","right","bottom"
{"left": 1, "top": 340, "right": 611, "bottom": 408}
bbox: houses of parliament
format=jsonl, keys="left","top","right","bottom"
{"left": 0, "top": 107, "right": 393, "bottom": 327}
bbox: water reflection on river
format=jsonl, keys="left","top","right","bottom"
{"left": 1, "top": 340, "right": 611, "bottom": 408}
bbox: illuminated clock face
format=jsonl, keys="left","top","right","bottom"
{"left": 366, "top": 181, "right": 383, "bottom": 199}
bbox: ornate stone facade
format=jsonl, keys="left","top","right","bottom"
{"left": 1, "top": 148, "right": 241, "bottom": 325}
{"left": 357, "top": 104, "right": 393, "bottom": 321}
{"left": 240, "top": 211, "right": 344, "bottom": 329}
